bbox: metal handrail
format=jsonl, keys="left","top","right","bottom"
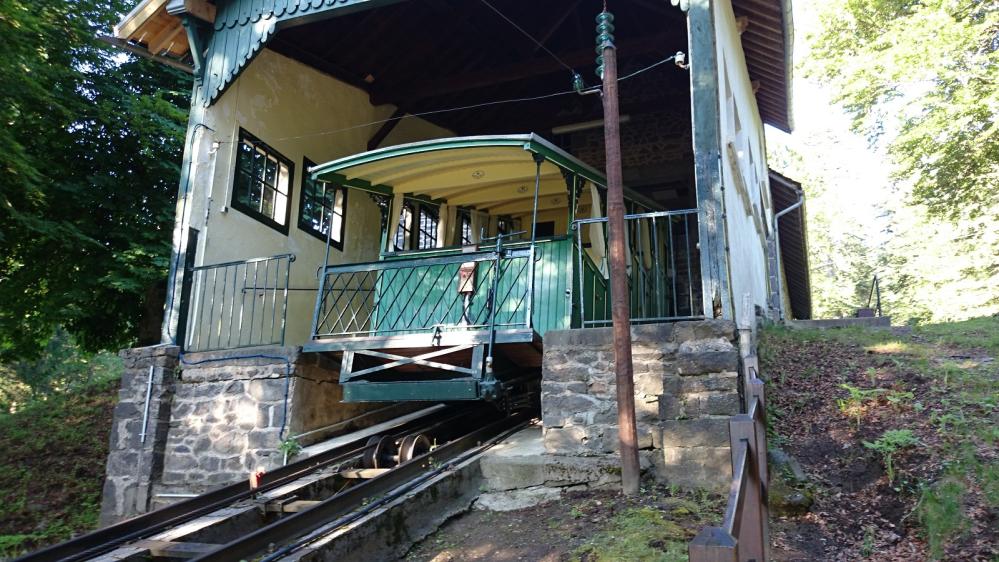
{"left": 183, "top": 254, "right": 296, "bottom": 352}
{"left": 572, "top": 209, "right": 702, "bottom": 326}
{"left": 866, "top": 275, "right": 883, "bottom": 316}
{"left": 311, "top": 243, "right": 535, "bottom": 339}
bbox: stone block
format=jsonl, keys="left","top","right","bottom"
{"left": 248, "top": 429, "right": 281, "bottom": 449}
{"left": 655, "top": 418, "right": 731, "bottom": 448}
{"left": 684, "top": 392, "right": 741, "bottom": 417}
{"left": 630, "top": 323, "right": 675, "bottom": 344}
{"left": 672, "top": 319, "right": 737, "bottom": 343}
{"left": 164, "top": 453, "right": 199, "bottom": 472}
{"left": 541, "top": 381, "right": 587, "bottom": 395}
{"left": 676, "top": 350, "right": 739, "bottom": 375}
{"left": 635, "top": 397, "right": 659, "bottom": 422}
{"left": 651, "top": 446, "right": 731, "bottom": 490}
{"left": 542, "top": 393, "right": 605, "bottom": 427}
{"left": 543, "top": 454, "right": 623, "bottom": 488}
{"left": 542, "top": 362, "right": 588, "bottom": 383}
{"left": 543, "top": 425, "right": 590, "bottom": 455}
{"left": 211, "top": 432, "right": 248, "bottom": 455}
{"left": 659, "top": 393, "right": 683, "bottom": 419}
{"left": 680, "top": 372, "right": 739, "bottom": 393}
{"left": 633, "top": 371, "right": 664, "bottom": 396}
{"left": 543, "top": 327, "right": 614, "bottom": 349}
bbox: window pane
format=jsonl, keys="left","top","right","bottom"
{"left": 417, "top": 206, "right": 438, "bottom": 249}
{"left": 276, "top": 162, "right": 290, "bottom": 195}
{"left": 395, "top": 206, "right": 412, "bottom": 250}
{"left": 262, "top": 186, "right": 275, "bottom": 217}
{"left": 248, "top": 174, "right": 262, "bottom": 209}
{"left": 237, "top": 141, "right": 254, "bottom": 173}
{"left": 273, "top": 189, "right": 287, "bottom": 225}
{"left": 264, "top": 156, "right": 278, "bottom": 188}
{"left": 461, "top": 213, "right": 473, "bottom": 245}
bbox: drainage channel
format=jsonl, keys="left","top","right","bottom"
{"left": 17, "top": 404, "right": 529, "bottom": 562}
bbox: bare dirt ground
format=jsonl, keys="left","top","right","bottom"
{"left": 761, "top": 319, "right": 998, "bottom": 561}
{"left": 403, "top": 486, "right": 722, "bottom": 562}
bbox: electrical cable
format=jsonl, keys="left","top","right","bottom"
{"left": 277, "top": 52, "right": 680, "bottom": 144}
{"left": 476, "top": 0, "right": 574, "bottom": 73}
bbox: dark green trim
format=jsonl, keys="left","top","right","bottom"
{"left": 687, "top": 0, "right": 732, "bottom": 319}
{"left": 343, "top": 380, "right": 481, "bottom": 402}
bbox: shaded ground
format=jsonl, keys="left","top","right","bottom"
{"left": 0, "top": 380, "right": 119, "bottom": 559}
{"left": 404, "top": 486, "right": 722, "bottom": 562}
{"left": 761, "top": 316, "right": 999, "bottom": 561}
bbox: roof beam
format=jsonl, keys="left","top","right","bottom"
{"left": 368, "top": 108, "right": 406, "bottom": 151}
{"left": 370, "top": 33, "right": 674, "bottom": 106}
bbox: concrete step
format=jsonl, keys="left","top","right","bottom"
{"left": 788, "top": 317, "right": 891, "bottom": 330}
{"left": 475, "top": 425, "right": 639, "bottom": 511}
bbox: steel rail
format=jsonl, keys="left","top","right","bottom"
{"left": 15, "top": 405, "right": 467, "bottom": 562}
{"left": 193, "top": 410, "right": 530, "bottom": 562}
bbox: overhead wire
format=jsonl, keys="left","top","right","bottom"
{"left": 476, "top": 0, "right": 575, "bottom": 73}
{"left": 276, "top": 52, "right": 682, "bottom": 144}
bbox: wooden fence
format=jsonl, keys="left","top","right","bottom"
{"left": 688, "top": 351, "right": 770, "bottom": 562}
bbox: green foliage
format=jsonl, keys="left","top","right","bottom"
{"left": 837, "top": 383, "right": 886, "bottom": 426}
{"left": 0, "top": 373, "right": 119, "bottom": 557}
{"left": 0, "top": 0, "right": 191, "bottom": 361}
{"left": 572, "top": 507, "right": 687, "bottom": 562}
{"left": 914, "top": 316, "right": 999, "bottom": 356}
{"left": 917, "top": 477, "right": 967, "bottom": 560}
{"left": 808, "top": 0, "right": 998, "bottom": 221}
{"left": 0, "top": 329, "right": 122, "bottom": 412}
{"left": 864, "top": 429, "right": 921, "bottom": 484}
{"left": 279, "top": 438, "right": 303, "bottom": 459}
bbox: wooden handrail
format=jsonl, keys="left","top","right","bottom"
{"left": 689, "top": 373, "right": 769, "bottom": 562}
{"left": 722, "top": 443, "right": 749, "bottom": 536}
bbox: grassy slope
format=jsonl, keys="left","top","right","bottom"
{"left": 762, "top": 316, "right": 998, "bottom": 560}
{"left": 0, "top": 379, "right": 118, "bottom": 559}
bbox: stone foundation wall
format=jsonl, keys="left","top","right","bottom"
{"left": 99, "top": 345, "right": 179, "bottom": 526}
{"left": 541, "top": 320, "right": 741, "bottom": 490}
{"left": 101, "top": 345, "right": 372, "bottom": 524}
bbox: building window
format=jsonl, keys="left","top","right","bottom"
{"left": 459, "top": 209, "right": 474, "bottom": 245}
{"left": 534, "top": 221, "right": 555, "bottom": 238}
{"left": 298, "top": 158, "right": 347, "bottom": 249}
{"left": 394, "top": 201, "right": 439, "bottom": 251}
{"left": 417, "top": 205, "right": 439, "bottom": 249}
{"left": 232, "top": 128, "right": 293, "bottom": 233}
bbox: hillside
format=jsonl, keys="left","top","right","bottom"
{"left": 762, "top": 316, "right": 998, "bottom": 560}
{"left": 0, "top": 379, "right": 119, "bottom": 559}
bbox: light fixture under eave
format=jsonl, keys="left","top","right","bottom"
{"left": 551, "top": 115, "right": 631, "bottom": 135}
{"left": 471, "top": 170, "right": 485, "bottom": 179}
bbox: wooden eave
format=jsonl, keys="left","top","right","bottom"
{"left": 115, "top": 0, "right": 190, "bottom": 57}
{"left": 769, "top": 170, "right": 810, "bottom": 319}
{"left": 732, "top": 0, "right": 794, "bottom": 132}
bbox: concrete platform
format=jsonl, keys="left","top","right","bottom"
{"left": 475, "top": 425, "right": 636, "bottom": 511}
{"left": 788, "top": 316, "right": 891, "bottom": 330}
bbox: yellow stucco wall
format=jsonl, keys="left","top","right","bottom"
{"left": 715, "top": 0, "right": 774, "bottom": 326}
{"left": 184, "top": 48, "right": 453, "bottom": 347}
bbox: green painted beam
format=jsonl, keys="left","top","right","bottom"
{"left": 687, "top": 0, "right": 732, "bottom": 319}
{"left": 343, "top": 380, "right": 481, "bottom": 402}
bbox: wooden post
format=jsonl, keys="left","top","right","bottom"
{"left": 749, "top": 376, "right": 770, "bottom": 560}
{"left": 689, "top": 527, "right": 738, "bottom": 562}
{"left": 730, "top": 414, "right": 765, "bottom": 561}
{"left": 597, "top": 10, "right": 640, "bottom": 496}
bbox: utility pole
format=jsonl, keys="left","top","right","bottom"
{"left": 596, "top": 8, "right": 640, "bottom": 496}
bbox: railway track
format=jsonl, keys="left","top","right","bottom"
{"left": 18, "top": 404, "right": 532, "bottom": 562}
